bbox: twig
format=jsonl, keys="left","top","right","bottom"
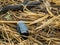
{"left": 43, "top": 0, "right": 54, "bottom": 16}
{"left": 36, "top": 15, "right": 60, "bottom": 30}
{"left": 0, "top": 21, "right": 31, "bottom": 24}
{"left": 2, "top": 24, "right": 11, "bottom": 44}
{"left": 29, "top": 15, "right": 49, "bottom": 25}
{"left": 28, "top": 36, "right": 43, "bottom": 45}
{"left": 48, "top": 40, "right": 52, "bottom": 45}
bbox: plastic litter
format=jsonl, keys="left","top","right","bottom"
{"left": 17, "top": 21, "right": 29, "bottom": 36}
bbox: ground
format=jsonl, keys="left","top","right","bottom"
{"left": 0, "top": 0, "right": 60, "bottom": 45}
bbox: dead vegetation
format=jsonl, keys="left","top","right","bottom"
{"left": 0, "top": 0, "right": 60, "bottom": 45}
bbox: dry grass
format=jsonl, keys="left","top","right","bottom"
{"left": 0, "top": 0, "right": 60, "bottom": 45}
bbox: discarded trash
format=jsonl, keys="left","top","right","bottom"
{"left": 0, "top": 0, "right": 60, "bottom": 44}
{"left": 17, "top": 21, "right": 29, "bottom": 36}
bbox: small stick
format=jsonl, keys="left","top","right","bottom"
{"left": 29, "top": 36, "right": 43, "bottom": 45}
{"left": 0, "top": 21, "right": 31, "bottom": 24}
{"left": 36, "top": 15, "right": 60, "bottom": 30}
{"left": 29, "top": 15, "right": 49, "bottom": 25}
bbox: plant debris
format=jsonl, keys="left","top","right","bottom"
{"left": 0, "top": 0, "right": 60, "bottom": 45}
